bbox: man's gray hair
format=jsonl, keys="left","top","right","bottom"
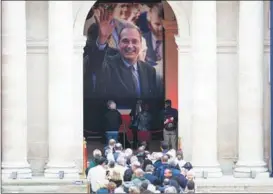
{"left": 116, "top": 156, "right": 126, "bottom": 166}
{"left": 115, "top": 143, "right": 123, "bottom": 150}
{"left": 135, "top": 168, "right": 144, "bottom": 177}
{"left": 130, "top": 156, "right": 138, "bottom": 164}
{"left": 93, "top": 149, "right": 102, "bottom": 157}
{"left": 168, "top": 158, "right": 177, "bottom": 167}
{"left": 145, "top": 164, "right": 154, "bottom": 172}
{"left": 107, "top": 100, "right": 116, "bottom": 109}
{"left": 125, "top": 148, "right": 133, "bottom": 158}
{"left": 164, "top": 186, "right": 177, "bottom": 193}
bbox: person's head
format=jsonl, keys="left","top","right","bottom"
{"left": 161, "top": 155, "right": 169, "bottom": 163}
{"left": 163, "top": 178, "right": 170, "bottom": 186}
{"left": 165, "top": 99, "right": 172, "bottom": 108}
{"left": 130, "top": 155, "right": 138, "bottom": 164}
{"left": 115, "top": 143, "right": 123, "bottom": 151}
{"left": 164, "top": 186, "right": 177, "bottom": 193}
{"left": 140, "top": 182, "right": 149, "bottom": 192}
{"left": 109, "top": 169, "right": 122, "bottom": 182}
{"left": 108, "top": 139, "right": 116, "bottom": 147}
{"left": 148, "top": 3, "right": 164, "bottom": 39}
{"left": 145, "top": 164, "right": 154, "bottom": 173}
{"left": 142, "top": 103, "right": 150, "bottom": 111}
{"left": 108, "top": 160, "right": 115, "bottom": 168}
{"left": 97, "top": 157, "right": 107, "bottom": 166}
{"left": 113, "top": 3, "right": 140, "bottom": 21}
{"left": 168, "top": 158, "right": 177, "bottom": 168}
{"left": 137, "top": 146, "right": 145, "bottom": 154}
{"left": 131, "top": 161, "right": 141, "bottom": 171}
{"left": 186, "top": 170, "right": 195, "bottom": 180}
{"left": 139, "top": 37, "right": 147, "bottom": 61}
{"left": 176, "top": 151, "right": 184, "bottom": 160}
{"left": 161, "top": 142, "right": 169, "bottom": 151}
{"left": 93, "top": 149, "right": 102, "bottom": 158}
{"left": 142, "top": 190, "right": 153, "bottom": 194}
{"left": 183, "top": 162, "right": 193, "bottom": 171}
{"left": 107, "top": 100, "right": 116, "bottom": 110}
{"left": 186, "top": 180, "right": 195, "bottom": 191}
{"left": 137, "top": 99, "right": 142, "bottom": 105}
{"left": 129, "top": 186, "right": 140, "bottom": 194}
{"left": 164, "top": 168, "right": 172, "bottom": 178}
{"left": 118, "top": 25, "right": 142, "bottom": 64}
{"left": 134, "top": 168, "right": 144, "bottom": 178}
{"left": 116, "top": 156, "right": 126, "bottom": 166}
{"left": 107, "top": 181, "right": 117, "bottom": 192}
{"left": 125, "top": 148, "right": 133, "bottom": 159}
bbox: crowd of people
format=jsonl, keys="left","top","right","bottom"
{"left": 102, "top": 99, "right": 177, "bottom": 150}
{"left": 87, "top": 140, "right": 195, "bottom": 194}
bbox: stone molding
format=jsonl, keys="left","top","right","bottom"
{"left": 26, "top": 39, "right": 270, "bottom": 54}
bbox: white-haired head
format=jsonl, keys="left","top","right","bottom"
{"left": 131, "top": 161, "right": 141, "bottom": 171}
{"left": 125, "top": 148, "right": 133, "bottom": 158}
{"left": 168, "top": 158, "right": 178, "bottom": 167}
{"left": 164, "top": 186, "right": 177, "bottom": 193}
{"left": 130, "top": 156, "right": 138, "bottom": 164}
{"left": 107, "top": 100, "right": 116, "bottom": 110}
{"left": 93, "top": 149, "right": 102, "bottom": 158}
{"left": 116, "top": 156, "right": 126, "bottom": 166}
{"left": 134, "top": 168, "right": 144, "bottom": 178}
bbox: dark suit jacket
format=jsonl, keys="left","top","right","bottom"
{"left": 85, "top": 41, "right": 158, "bottom": 101}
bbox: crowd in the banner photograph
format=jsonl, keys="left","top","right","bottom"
{"left": 86, "top": 141, "right": 195, "bottom": 194}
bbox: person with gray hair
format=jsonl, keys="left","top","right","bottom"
{"left": 124, "top": 160, "right": 141, "bottom": 182}
{"left": 85, "top": 149, "right": 102, "bottom": 176}
{"left": 103, "top": 100, "right": 122, "bottom": 143}
{"left": 132, "top": 168, "right": 150, "bottom": 188}
{"left": 164, "top": 186, "right": 177, "bottom": 193}
{"left": 144, "top": 164, "right": 160, "bottom": 186}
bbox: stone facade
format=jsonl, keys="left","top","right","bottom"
{"left": 1, "top": 1, "right": 271, "bottom": 180}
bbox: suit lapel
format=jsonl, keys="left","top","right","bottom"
{"left": 111, "top": 54, "right": 135, "bottom": 93}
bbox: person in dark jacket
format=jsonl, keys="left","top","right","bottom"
{"left": 144, "top": 164, "right": 160, "bottom": 186}
{"left": 130, "top": 99, "right": 143, "bottom": 149}
{"left": 163, "top": 169, "right": 181, "bottom": 193}
{"left": 123, "top": 161, "right": 141, "bottom": 182}
{"left": 163, "top": 99, "right": 178, "bottom": 149}
{"left": 137, "top": 103, "right": 152, "bottom": 147}
{"left": 104, "top": 100, "right": 122, "bottom": 143}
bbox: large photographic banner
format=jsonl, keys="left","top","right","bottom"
{"left": 83, "top": 2, "right": 165, "bottom": 132}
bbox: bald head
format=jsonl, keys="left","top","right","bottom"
{"left": 135, "top": 168, "right": 144, "bottom": 178}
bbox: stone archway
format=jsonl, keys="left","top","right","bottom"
{"left": 72, "top": 1, "right": 193, "bottom": 160}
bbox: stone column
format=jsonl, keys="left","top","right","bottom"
{"left": 233, "top": 1, "right": 268, "bottom": 178}
{"left": 1, "top": 1, "right": 32, "bottom": 179}
{"left": 191, "top": 1, "right": 222, "bottom": 178}
{"left": 44, "top": 1, "right": 79, "bottom": 178}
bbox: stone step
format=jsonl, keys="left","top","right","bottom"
{"left": 195, "top": 176, "right": 273, "bottom": 193}
{"left": 2, "top": 178, "right": 88, "bottom": 193}
{"left": 3, "top": 176, "right": 273, "bottom": 193}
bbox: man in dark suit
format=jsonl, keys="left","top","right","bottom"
{"left": 143, "top": 3, "right": 164, "bottom": 66}
{"left": 85, "top": 8, "right": 160, "bottom": 102}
